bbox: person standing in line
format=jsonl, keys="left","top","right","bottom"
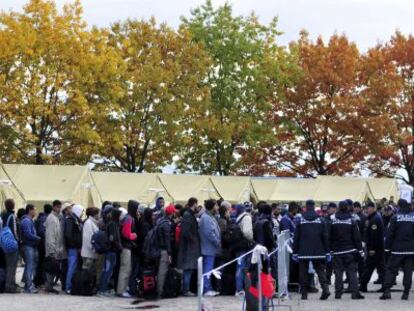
{"left": 44, "top": 200, "right": 66, "bottom": 294}
{"left": 292, "top": 200, "right": 330, "bottom": 300}
{"left": 64, "top": 204, "right": 83, "bottom": 294}
{"left": 199, "top": 199, "right": 221, "bottom": 297}
{"left": 20, "top": 204, "right": 41, "bottom": 293}
{"left": 117, "top": 202, "right": 138, "bottom": 298}
{"left": 156, "top": 204, "right": 176, "bottom": 299}
{"left": 34, "top": 204, "right": 52, "bottom": 287}
{"left": 329, "top": 200, "right": 365, "bottom": 300}
{"left": 360, "top": 202, "right": 385, "bottom": 293}
{"left": 1, "top": 199, "right": 20, "bottom": 293}
{"left": 178, "top": 197, "right": 200, "bottom": 297}
{"left": 380, "top": 199, "right": 414, "bottom": 300}
{"left": 81, "top": 207, "right": 100, "bottom": 276}
{"left": 98, "top": 209, "right": 122, "bottom": 297}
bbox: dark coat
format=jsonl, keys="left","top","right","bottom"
{"left": 178, "top": 208, "right": 201, "bottom": 270}
{"left": 329, "top": 211, "right": 363, "bottom": 256}
{"left": 64, "top": 215, "right": 82, "bottom": 249}
{"left": 253, "top": 214, "right": 276, "bottom": 252}
{"left": 364, "top": 212, "right": 384, "bottom": 252}
{"left": 385, "top": 211, "right": 414, "bottom": 255}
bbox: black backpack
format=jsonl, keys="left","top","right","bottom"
{"left": 163, "top": 268, "right": 182, "bottom": 298}
{"left": 91, "top": 230, "right": 111, "bottom": 254}
{"left": 143, "top": 225, "right": 161, "bottom": 259}
{"left": 71, "top": 269, "right": 95, "bottom": 296}
{"left": 223, "top": 215, "right": 252, "bottom": 252}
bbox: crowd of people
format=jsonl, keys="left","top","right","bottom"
{"left": 0, "top": 194, "right": 412, "bottom": 303}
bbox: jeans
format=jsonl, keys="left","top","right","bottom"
{"left": 23, "top": 246, "right": 38, "bottom": 291}
{"left": 99, "top": 252, "right": 117, "bottom": 293}
{"left": 4, "top": 251, "right": 18, "bottom": 291}
{"left": 117, "top": 248, "right": 132, "bottom": 295}
{"left": 65, "top": 248, "right": 79, "bottom": 291}
{"left": 235, "top": 251, "right": 248, "bottom": 292}
{"left": 128, "top": 253, "right": 140, "bottom": 296}
{"left": 183, "top": 269, "right": 194, "bottom": 293}
{"left": 202, "top": 255, "right": 215, "bottom": 293}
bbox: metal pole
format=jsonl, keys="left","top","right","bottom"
{"left": 197, "top": 256, "right": 203, "bottom": 311}
{"left": 257, "top": 253, "right": 262, "bottom": 311}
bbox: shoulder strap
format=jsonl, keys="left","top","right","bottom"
{"left": 236, "top": 214, "right": 247, "bottom": 225}
{"left": 6, "top": 214, "right": 14, "bottom": 227}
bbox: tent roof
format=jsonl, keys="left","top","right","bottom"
{"left": 363, "top": 178, "right": 399, "bottom": 201}
{"left": 210, "top": 176, "right": 252, "bottom": 203}
{"left": 158, "top": 174, "right": 220, "bottom": 204}
{"left": 0, "top": 164, "right": 26, "bottom": 210}
{"left": 92, "top": 171, "right": 172, "bottom": 206}
{"left": 314, "top": 176, "right": 374, "bottom": 203}
{"left": 269, "top": 178, "right": 319, "bottom": 202}
{"left": 3, "top": 164, "right": 100, "bottom": 208}
{"left": 251, "top": 178, "right": 278, "bottom": 202}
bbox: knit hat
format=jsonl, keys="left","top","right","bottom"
{"left": 165, "top": 204, "right": 177, "bottom": 216}
{"left": 103, "top": 204, "right": 114, "bottom": 215}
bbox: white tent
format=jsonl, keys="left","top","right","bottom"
{"left": 210, "top": 176, "right": 253, "bottom": 203}
{"left": 0, "top": 164, "right": 26, "bottom": 211}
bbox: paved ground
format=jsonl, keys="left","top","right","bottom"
{"left": 2, "top": 269, "right": 413, "bottom": 310}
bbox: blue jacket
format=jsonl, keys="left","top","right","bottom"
{"left": 280, "top": 214, "right": 296, "bottom": 236}
{"left": 20, "top": 215, "right": 41, "bottom": 247}
{"left": 199, "top": 210, "right": 221, "bottom": 256}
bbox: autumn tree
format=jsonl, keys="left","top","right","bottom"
{"left": 0, "top": 0, "right": 116, "bottom": 164}
{"left": 251, "top": 32, "right": 369, "bottom": 177}
{"left": 179, "top": 0, "right": 288, "bottom": 175}
{"left": 362, "top": 32, "right": 414, "bottom": 185}
{"left": 95, "top": 19, "right": 210, "bottom": 172}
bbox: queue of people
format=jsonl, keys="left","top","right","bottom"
{"left": 0, "top": 195, "right": 413, "bottom": 303}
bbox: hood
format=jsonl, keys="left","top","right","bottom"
{"left": 335, "top": 211, "right": 352, "bottom": 220}
{"left": 303, "top": 210, "right": 319, "bottom": 221}
{"left": 128, "top": 200, "right": 139, "bottom": 216}
{"left": 155, "top": 197, "right": 164, "bottom": 210}
{"left": 234, "top": 204, "right": 245, "bottom": 217}
{"left": 72, "top": 205, "right": 84, "bottom": 219}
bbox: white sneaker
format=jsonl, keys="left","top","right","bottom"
{"left": 235, "top": 290, "right": 245, "bottom": 297}
{"left": 119, "top": 292, "right": 132, "bottom": 298}
{"left": 204, "top": 290, "right": 219, "bottom": 297}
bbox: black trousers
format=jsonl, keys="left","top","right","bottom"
{"left": 361, "top": 252, "right": 385, "bottom": 286}
{"left": 299, "top": 260, "right": 328, "bottom": 291}
{"left": 333, "top": 254, "right": 358, "bottom": 295}
{"left": 383, "top": 255, "right": 414, "bottom": 291}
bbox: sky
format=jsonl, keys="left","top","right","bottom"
{"left": 1, "top": 0, "right": 414, "bottom": 51}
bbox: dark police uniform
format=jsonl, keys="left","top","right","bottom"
{"left": 356, "top": 211, "right": 368, "bottom": 280}
{"left": 329, "top": 211, "right": 364, "bottom": 299}
{"left": 360, "top": 211, "right": 385, "bottom": 291}
{"left": 292, "top": 210, "right": 330, "bottom": 299}
{"left": 381, "top": 210, "right": 414, "bottom": 299}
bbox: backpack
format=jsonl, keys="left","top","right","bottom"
{"left": 0, "top": 215, "right": 18, "bottom": 254}
{"left": 223, "top": 215, "right": 252, "bottom": 252}
{"left": 162, "top": 268, "right": 182, "bottom": 298}
{"left": 91, "top": 230, "right": 111, "bottom": 254}
{"left": 71, "top": 268, "right": 95, "bottom": 296}
{"left": 143, "top": 225, "right": 161, "bottom": 259}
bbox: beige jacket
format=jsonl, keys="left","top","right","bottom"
{"left": 45, "top": 211, "right": 66, "bottom": 260}
{"left": 237, "top": 212, "right": 254, "bottom": 242}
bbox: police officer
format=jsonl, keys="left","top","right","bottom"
{"left": 380, "top": 199, "right": 414, "bottom": 300}
{"left": 360, "top": 202, "right": 385, "bottom": 292}
{"left": 325, "top": 202, "right": 337, "bottom": 284}
{"left": 292, "top": 200, "right": 330, "bottom": 300}
{"left": 354, "top": 201, "right": 367, "bottom": 281}
{"left": 329, "top": 200, "right": 365, "bottom": 300}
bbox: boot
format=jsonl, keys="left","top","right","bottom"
{"left": 401, "top": 290, "right": 409, "bottom": 300}
{"left": 320, "top": 285, "right": 330, "bottom": 300}
{"left": 335, "top": 292, "right": 342, "bottom": 299}
{"left": 301, "top": 290, "right": 308, "bottom": 300}
{"left": 379, "top": 289, "right": 391, "bottom": 300}
{"left": 359, "top": 284, "right": 368, "bottom": 293}
{"left": 351, "top": 292, "right": 365, "bottom": 300}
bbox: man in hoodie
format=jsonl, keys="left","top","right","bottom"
{"left": 199, "top": 199, "right": 221, "bottom": 297}
{"left": 64, "top": 204, "right": 83, "bottom": 294}
{"left": 280, "top": 202, "right": 298, "bottom": 236}
{"left": 156, "top": 204, "right": 176, "bottom": 298}
{"left": 1, "top": 199, "right": 20, "bottom": 293}
{"left": 45, "top": 200, "right": 66, "bottom": 294}
{"left": 233, "top": 203, "right": 254, "bottom": 296}
{"left": 20, "top": 204, "right": 41, "bottom": 293}
{"left": 329, "top": 200, "right": 365, "bottom": 300}
{"left": 380, "top": 199, "right": 414, "bottom": 300}
{"left": 34, "top": 204, "right": 52, "bottom": 287}
{"left": 292, "top": 200, "right": 330, "bottom": 300}
{"left": 117, "top": 202, "right": 138, "bottom": 298}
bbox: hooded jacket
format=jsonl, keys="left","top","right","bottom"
{"left": 157, "top": 215, "right": 173, "bottom": 255}
{"left": 20, "top": 215, "right": 41, "bottom": 247}
{"left": 329, "top": 211, "right": 363, "bottom": 256}
{"left": 81, "top": 216, "right": 99, "bottom": 259}
{"left": 293, "top": 210, "right": 329, "bottom": 260}
{"left": 121, "top": 200, "right": 138, "bottom": 249}
{"left": 253, "top": 213, "right": 276, "bottom": 252}
{"left": 385, "top": 210, "right": 414, "bottom": 255}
